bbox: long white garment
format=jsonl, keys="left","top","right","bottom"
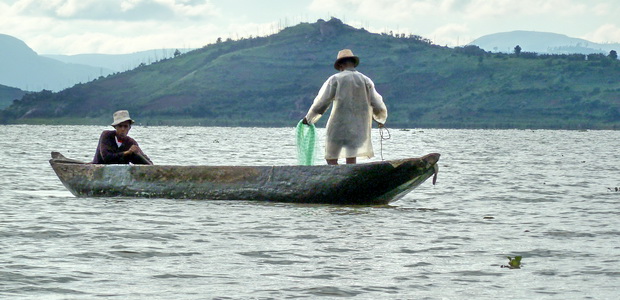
{"left": 305, "top": 68, "right": 387, "bottom": 160}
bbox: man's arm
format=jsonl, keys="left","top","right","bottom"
{"left": 126, "top": 139, "right": 153, "bottom": 165}
{"left": 366, "top": 77, "right": 387, "bottom": 125}
{"left": 304, "top": 76, "right": 337, "bottom": 124}
{"left": 135, "top": 145, "right": 154, "bottom": 165}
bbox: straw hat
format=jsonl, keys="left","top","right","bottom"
{"left": 111, "top": 110, "right": 135, "bottom": 126}
{"left": 333, "top": 49, "right": 360, "bottom": 70}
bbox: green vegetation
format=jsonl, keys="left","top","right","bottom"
{"left": 1, "top": 18, "right": 619, "bottom": 129}
{"left": 0, "top": 84, "right": 26, "bottom": 110}
{"left": 502, "top": 256, "right": 523, "bottom": 269}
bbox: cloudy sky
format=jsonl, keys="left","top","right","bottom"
{"left": 1, "top": 0, "right": 620, "bottom": 55}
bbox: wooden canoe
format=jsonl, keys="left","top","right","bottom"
{"left": 49, "top": 152, "right": 440, "bottom": 205}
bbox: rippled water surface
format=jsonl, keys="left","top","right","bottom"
{"left": 1, "top": 125, "right": 619, "bottom": 299}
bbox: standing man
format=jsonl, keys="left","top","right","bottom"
{"left": 92, "top": 110, "right": 153, "bottom": 165}
{"left": 303, "top": 49, "right": 387, "bottom": 165}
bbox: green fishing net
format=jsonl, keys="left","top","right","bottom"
{"left": 296, "top": 120, "right": 318, "bottom": 165}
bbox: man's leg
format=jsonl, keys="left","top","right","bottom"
{"left": 326, "top": 159, "right": 338, "bottom": 165}
{"left": 129, "top": 153, "right": 151, "bottom": 165}
{"left": 346, "top": 157, "right": 356, "bottom": 164}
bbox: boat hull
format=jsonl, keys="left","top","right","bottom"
{"left": 49, "top": 152, "right": 440, "bottom": 205}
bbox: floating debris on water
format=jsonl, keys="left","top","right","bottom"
{"left": 501, "top": 256, "right": 522, "bottom": 269}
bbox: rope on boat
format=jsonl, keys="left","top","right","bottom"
{"left": 379, "top": 126, "right": 391, "bottom": 161}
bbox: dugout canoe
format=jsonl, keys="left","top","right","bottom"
{"left": 49, "top": 152, "right": 440, "bottom": 205}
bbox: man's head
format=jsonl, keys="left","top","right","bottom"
{"left": 334, "top": 49, "right": 359, "bottom": 71}
{"left": 111, "top": 110, "right": 134, "bottom": 139}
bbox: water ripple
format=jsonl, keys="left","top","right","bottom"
{"left": 1, "top": 126, "right": 619, "bottom": 299}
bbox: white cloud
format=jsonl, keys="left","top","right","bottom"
{"left": 26, "top": 19, "right": 224, "bottom": 54}
{"left": 355, "top": 0, "right": 434, "bottom": 20}
{"left": 591, "top": 3, "right": 611, "bottom": 16}
{"left": 120, "top": 0, "right": 141, "bottom": 12}
{"left": 53, "top": 0, "right": 82, "bottom": 17}
{"left": 460, "top": 0, "right": 589, "bottom": 19}
{"left": 308, "top": 0, "right": 450, "bottom": 21}
{"left": 307, "top": 0, "right": 341, "bottom": 13}
{"left": 307, "top": 0, "right": 601, "bottom": 25}
{"left": 6, "top": 0, "right": 218, "bottom": 20}
{"left": 584, "top": 24, "right": 620, "bottom": 44}
{"left": 0, "top": 0, "right": 223, "bottom": 54}
{"left": 224, "top": 21, "right": 280, "bottom": 39}
{"left": 170, "top": 0, "right": 220, "bottom": 18}
{"left": 429, "top": 23, "right": 470, "bottom": 46}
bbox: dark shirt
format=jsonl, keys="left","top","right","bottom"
{"left": 92, "top": 130, "right": 153, "bottom": 164}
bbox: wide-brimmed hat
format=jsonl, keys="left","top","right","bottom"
{"left": 111, "top": 110, "right": 135, "bottom": 126}
{"left": 333, "top": 49, "right": 360, "bottom": 70}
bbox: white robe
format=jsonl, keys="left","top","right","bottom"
{"left": 305, "top": 68, "right": 387, "bottom": 160}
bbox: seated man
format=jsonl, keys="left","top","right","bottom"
{"left": 92, "top": 110, "right": 153, "bottom": 165}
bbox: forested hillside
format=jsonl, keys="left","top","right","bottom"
{"left": 2, "top": 18, "right": 619, "bottom": 129}
{"left": 0, "top": 84, "right": 26, "bottom": 109}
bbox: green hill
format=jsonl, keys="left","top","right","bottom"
{"left": 0, "top": 84, "right": 26, "bottom": 110}
{"left": 2, "top": 18, "right": 619, "bottom": 129}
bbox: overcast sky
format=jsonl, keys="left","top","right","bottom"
{"left": 1, "top": 0, "right": 619, "bottom": 55}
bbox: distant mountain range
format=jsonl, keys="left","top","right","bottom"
{"left": 469, "top": 30, "right": 620, "bottom": 55}
{"left": 43, "top": 49, "right": 192, "bottom": 74}
{"left": 2, "top": 18, "right": 619, "bottom": 129}
{"left": 0, "top": 34, "right": 113, "bottom": 92}
{"left": 0, "top": 33, "right": 190, "bottom": 92}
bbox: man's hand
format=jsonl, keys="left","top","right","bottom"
{"left": 378, "top": 122, "right": 385, "bottom": 128}
{"left": 302, "top": 117, "right": 309, "bottom": 125}
{"left": 125, "top": 145, "right": 141, "bottom": 156}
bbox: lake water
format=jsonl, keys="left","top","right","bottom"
{"left": 1, "top": 125, "right": 618, "bottom": 299}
